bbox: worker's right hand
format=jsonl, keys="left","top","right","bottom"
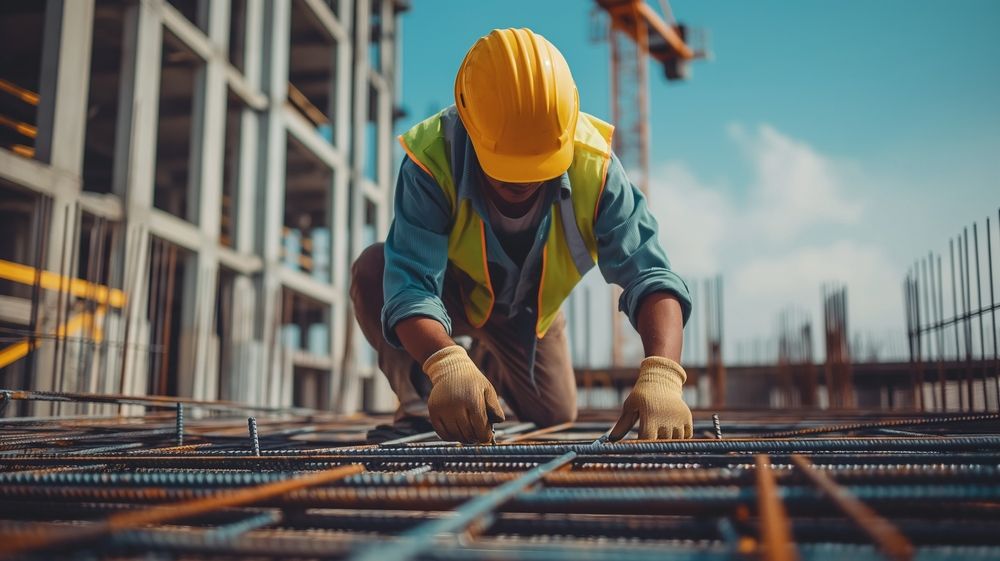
{"left": 423, "top": 345, "right": 505, "bottom": 444}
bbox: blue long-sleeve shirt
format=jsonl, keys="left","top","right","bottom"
{"left": 381, "top": 140, "right": 692, "bottom": 352}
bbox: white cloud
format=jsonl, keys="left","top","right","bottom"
{"left": 649, "top": 161, "right": 732, "bottom": 277}
{"left": 729, "top": 241, "right": 901, "bottom": 341}
{"left": 729, "top": 123, "right": 865, "bottom": 242}
{"left": 643, "top": 123, "right": 904, "bottom": 361}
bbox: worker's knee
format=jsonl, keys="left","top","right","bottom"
{"left": 350, "top": 243, "right": 385, "bottom": 309}
{"left": 525, "top": 402, "right": 577, "bottom": 428}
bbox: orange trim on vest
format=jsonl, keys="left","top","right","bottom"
{"left": 593, "top": 124, "right": 615, "bottom": 222}
{"left": 593, "top": 149, "right": 612, "bottom": 223}
{"left": 470, "top": 220, "right": 495, "bottom": 328}
{"left": 397, "top": 136, "right": 435, "bottom": 180}
{"left": 535, "top": 244, "right": 549, "bottom": 338}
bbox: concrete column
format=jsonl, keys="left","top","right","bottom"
{"left": 179, "top": 0, "right": 229, "bottom": 399}
{"left": 35, "top": 0, "right": 95, "bottom": 175}
{"left": 256, "top": 0, "right": 291, "bottom": 407}
{"left": 112, "top": 0, "right": 164, "bottom": 405}
{"left": 222, "top": 0, "right": 265, "bottom": 404}
{"left": 28, "top": 0, "right": 95, "bottom": 413}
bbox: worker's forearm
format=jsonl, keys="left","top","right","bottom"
{"left": 395, "top": 316, "right": 455, "bottom": 365}
{"left": 635, "top": 292, "right": 684, "bottom": 362}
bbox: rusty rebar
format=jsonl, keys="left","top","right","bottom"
{"left": 951, "top": 237, "right": 965, "bottom": 410}
{"left": 974, "top": 223, "right": 988, "bottom": 409}
{"left": 0, "top": 463, "right": 365, "bottom": 558}
{"left": 989, "top": 216, "right": 999, "bottom": 408}
{"left": 754, "top": 454, "right": 798, "bottom": 561}
{"left": 0, "top": 395, "right": 998, "bottom": 560}
{"left": 349, "top": 451, "right": 577, "bottom": 561}
{"left": 790, "top": 454, "right": 913, "bottom": 561}
{"left": 759, "top": 412, "right": 1000, "bottom": 438}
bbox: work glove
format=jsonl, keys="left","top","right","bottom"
{"left": 609, "top": 356, "right": 693, "bottom": 441}
{"left": 423, "top": 345, "right": 505, "bottom": 444}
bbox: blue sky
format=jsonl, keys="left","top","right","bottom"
{"left": 396, "top": 1, "right": 1000, "bottom": 364}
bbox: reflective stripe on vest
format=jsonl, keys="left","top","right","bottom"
{"left": 398, "top": 106, "right": 614, "bottom": 338}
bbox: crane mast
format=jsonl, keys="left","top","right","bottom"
{"left": 593, "top": 0, "right": 705, "bottom": 367}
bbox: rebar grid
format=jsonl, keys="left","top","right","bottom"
{"left": 904, "top": 207, "right": 1000, "bottom": 413}
{"left": 0, "top": 391, "right": 999, "bottom": 560}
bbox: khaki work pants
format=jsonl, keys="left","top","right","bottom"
{"left": 350, "top": 243, "right": 577, "bottom": 427}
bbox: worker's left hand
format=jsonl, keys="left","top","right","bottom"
{"left": 609, "top": 356, "right": 692, "bottom": 440}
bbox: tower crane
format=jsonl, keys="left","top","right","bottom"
{"left": 592, "top": 0, "right": 707, "bottom": 367}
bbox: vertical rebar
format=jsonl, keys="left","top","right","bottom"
{"left": 913, "top": 263, "right": 924, "bottom": 410}
{"left": 148, "top": 238, "right": 163, "bottom": 395}
{"left": 926, "top": 254, "right": 940, "bottom": 410}
{"left": 158, "top": 245, "right": 178, "bottom": 396}
{"left": 248, "top": 417, "right": 260, "bottom": 456}
{"left": 705, "top": 278, "right": 712, "bottom": 387}
{"left": 949, "top": 239, "right": 962, "bottom": 410}
{"left": 918, "top": 259, "right": 934, "bottom": 356}
{"left": 957, "top": 236, "right": 968, "bottom": 410}
{"left": 963, "top": 228, "right": 975, "bottom": 409}
{"left": 48, "top": 202, "right": 66, "bottom": 414}
{"left": 921, "top": 257, "right": 933, "bottom": 410}
{"left": 176, "top": 403, "right": 184, "bottom": 447}
{"left": 949, "top": 239, "right": 960, "bottom": 359}
{"left": 712, "top": 414, "right": 722, "bottom": 440}
{"left": 24, "top": 197, "right": 42, "bottom": 414}
{"left": 80, "top": 215, "right": 99, "bottom": 396}
{"left": 903, "top": 275, "right": 915, "bottom": 410}
{"left": 936, "top": 254, "right": 947, "bottom": 409}
{"left": 689, "top": 282, "right": 698, "bottom": 366}
{"left": 60, "top": 203, "right": 81, "bottom": 412}
{"left": 717, "top": 275, "right": 724, "bottom": 352}
{"left": 989, "top": 215, "right": 999, "bottom": 408}
{"left": 94, "top": 218, "right": 112, "bottom": 409}
{"left": 974, "top": 223, "right": 988, "bottom": 409}
{"left": 117, "top": 226, "right": 144, "bottom": 411}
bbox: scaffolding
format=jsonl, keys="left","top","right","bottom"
{"left": 0, "top": 0, "right": 406, "bottom": 416}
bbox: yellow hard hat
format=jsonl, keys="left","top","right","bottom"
{"left": 454, "top": 28, "right": 579, "bottom": 184}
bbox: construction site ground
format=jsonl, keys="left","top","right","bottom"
{"left": 0, "top": 391, "right": 999, "bottom": 560}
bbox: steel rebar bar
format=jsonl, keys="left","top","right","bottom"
{"left": 790, "top": 454, "right": 913, "bottom": 561}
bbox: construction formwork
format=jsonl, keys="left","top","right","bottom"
{"left": 0, "top": 0, "right": 406, "bottom": 416}
{"left": 1, "top": 390, "right": 999, "bottom": 560}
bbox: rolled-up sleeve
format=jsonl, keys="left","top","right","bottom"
{"left": 381, "top": 157, "right": 453, "bottom": 347}
{"left": 595, "top": 153, "right": 692, "bottom": 327}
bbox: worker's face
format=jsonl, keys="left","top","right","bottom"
{"left": 483, "top": 174, "right": 546, "bottom": 204}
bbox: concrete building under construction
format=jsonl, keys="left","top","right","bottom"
{"left": 1, "top": 0, "right": 406, "bottom": 415}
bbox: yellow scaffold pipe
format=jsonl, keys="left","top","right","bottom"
{"left": 0, "top": 259, "right": 127, "bottom": 309}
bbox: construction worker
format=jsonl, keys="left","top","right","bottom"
{"left": 352, "top": 28, "right": 692, "bottom": 444}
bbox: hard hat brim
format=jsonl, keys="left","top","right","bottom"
{"left": 474, "top": 139, "right": 574, "bottom": 184}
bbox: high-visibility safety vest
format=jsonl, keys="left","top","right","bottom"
{"left": 397, "top": 106, "right": 614, "bottom": 338}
